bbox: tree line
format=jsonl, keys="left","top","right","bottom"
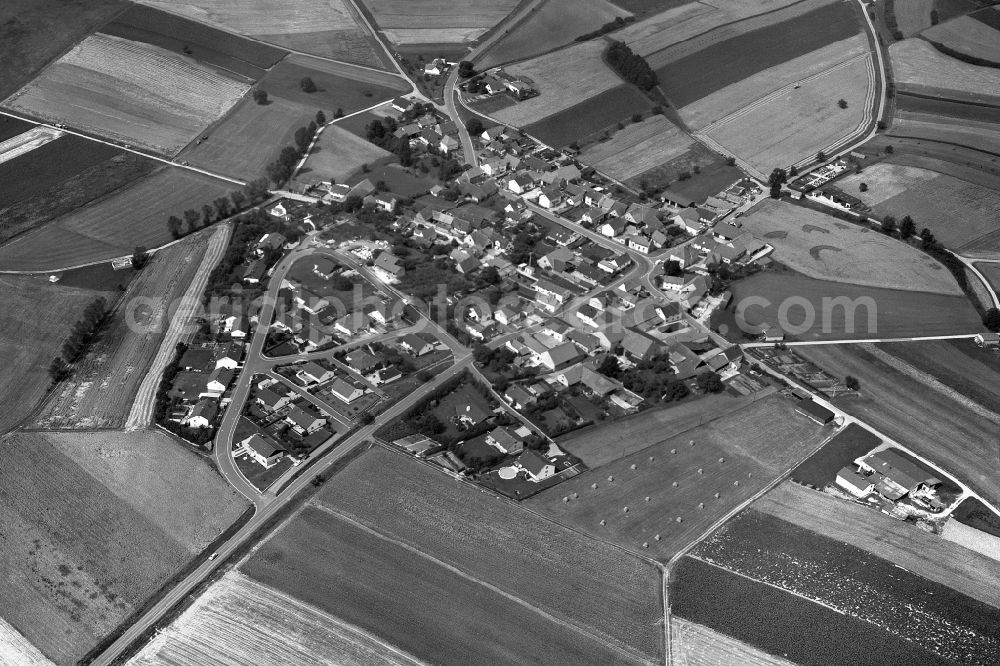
{"left": 266, "top": 110, "right": 326, "bottom": 187}
{"left": 166, "top": 178, "right": 270, "bottom": 240}
{"left": 48, "top": 298, "right": 110, "bottom": 383}
{"left": 605, "top": 40, "right": 658, "bottom": 92}
{"left": 576, "top": 16, "right": 636, "bottom": 41}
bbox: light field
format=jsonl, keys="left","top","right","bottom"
{"left": 702, "top": 54, "right": 872, "bottom": 175}
{"left": 680, "top": 34, "right": 869, "bottom": 131}
{"left": 740, "top": 198, "right": 962, "bottom": 294}
{"left": 0, "top": 126, "right": 62, "bottom": 165}
{"left": 923, "top": 15, "right": 1000, "bottom": 62}
{"left": 942, "top": 519, "right": 1000, "bottom": 562}
{"left": 671, "top": 618, "right": 795, "bottom": 666}
{"left": 363, "top": 0, "right": 519, "bottom": 43}
{"left": 891, "top": 112, "right": 1000, "bottom": 156}
{"left": 129, "top": 572, "right": 423, "bottom": 666}
{"left": 295, "top": 125, "right": 391, "bottom": 186}
{"left": 836, "top": 162, "right": 1000, "bottom": 252}
{"left": 491, "top": 41, "right": 624, "bottom": 128}
{"left": 0, "top": 619, "right": 52, "bottom": 666}
{"left": 890, "top": 38, "right": 1000, "bottom": 104}
{"left": 578, "top": 116, "right": 693, "bottom": 180}
{"left": 3, "top": 34, "right": 248, "bottom": 156}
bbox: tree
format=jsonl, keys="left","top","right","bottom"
{"left": 358, "top": 412, "right": 375, "bottom": 425}
{"left": 725, "top": 156, "right": 736, "bottom": 166}
{"left": 167, "top": 215, "right": 183, "bottom": 239}
{"left": 294, "top": 126, "right": 310, "bottom": 151}
{"left": 465, "top": 117, "right": 484, "bottom": 135}
{"left": 183, "top": 209, "right": 201, "bottom": 233}
{"left": 663, "top": 259, "right": 683, "bottom": 277}
{"left": 920, "top": 227, "right": 936, "bottom": 250}
{"left": 930, "top": 9, "right": 939, "bottom": 24}
{"left": 230, "top": 189, "right": 247, "bottom": 212}
{"left": 837, "top": 98, "right": 848, "bottom": 109}
{"left": 247, "top": 178, "right": 269, "bottom": 203}
{"left": 859, "top": 182, "right": 868, "bottom": 192}
{"left": 877, "top": 119, "right": 887, "bottom": 130}
{"left": 300, "top": 76, "right": 317, "bottom": 92}
{"left": 881, "top": 215, "right": 897, "bottom": 235}
{"left": 213, "top": 196, "right": 231, "bottom": 220}
{"left": 845, "top": 375, "right": 860, "bottom": 391}
{"left": 789, "top": 165, "right": 798, "bottom": 177}
{"left": 597, "top": 354, "right": 621, "bottom": 379}
{"left": 696, "top": 372, "right": 724, "bottom": 393}
{"left": 984, "top": 308, "right": 1000, "bottom": 332}
{"left": 252, "top": 89, "right": 268, "bottom": 104}
{"left": 816, "top": 150, "right": 827, "bottom": 162}
{"left": 885, "top": 144, "right": 894, "bottom": 154}
{"left": 458, "top": 60, "right": 475, "bottom": 78}
{"left": 899, "top": 215, "right": 916, "bottom": 238}
{"left": 631, "top": 113, "right": 643, "bottom": 123}
{"left": 49, "top": 357, "right": 70, "bottom": 383}
{"left": 605, "top": 40, "right": 657, "bottom": 90}
{"left": 202, "top": 204, "right": 214, "bottom": 226}
{"left": 315, "top": 110, "right": 327, "bottom": 125}
{"left": 768, "top": 167, "right": 787, "bottom": 198}
{"left": 131, "top": 246, "right": 150, "bottom": 269}
{"left": 334, "top": 107, "right": 344, "bottom": 119}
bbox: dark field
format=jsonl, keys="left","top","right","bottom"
{"left": 468, "top": 93, "right": 517, "bottom": 115}
{"left": 100, "top": 4, "right": 287, "bottom": 80}
{"left": 346, "top": 162, "right": 433, "bottom": 197}
{"left": 523, "top": 84, "right": 651, "bottom": 147}
{"left": 896, "top": 92, "right": 1000, "bottom": 123}
{"left": 0, "top": 0, "right": 125, "bottom": 100}
{"left": 633, "top": 151, "right": 742, "bottom": 201}
{"left": 396, "top": 43, "right": 470, "bottom": 64}
{"left": 0, "top": 136, "right": 158, "bottom": 244}
{"left": 260, "top": 55, "right": 409, "bottom": 116}
{"left": 973, "top": 6, "right": 1000, "bottom": 30}
{"left": 953, "top": 496, "right": 1000, "bottom": 538}
{"left": 609, "top": 0, "right": 687, "bottom": 15}
{"left": 791, "top": 423, "right": 881, "bottom": 487}
{"left": 879, "top": 338, "right": 1000, "bottom": 413}
{"left": 654, "top": 2, "right": 860, "bottom": 107}
{"left": 0, "top": 115, "right": 33, "bottom": 142}
{"left": 935, "top": 0, "right": 982, "bottom": 22}
{"left": 671, "top": 556, "right": 951, "bottom": 666}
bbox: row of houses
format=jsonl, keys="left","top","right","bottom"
{"left": 168, "top": 342, "right": 245, "bottom": 431}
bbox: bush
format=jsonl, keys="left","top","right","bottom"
{"left": 252, "top": 89, "right": 268, "bottom": 105}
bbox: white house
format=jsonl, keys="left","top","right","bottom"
{"left": 329, "top": 377, "right": 365, "bottom": 404}
{"left": 515, "top": 450, "right": 556, "bottom": 482}
{"left": 240, "top": 434, "right": 285, "bottom": 468}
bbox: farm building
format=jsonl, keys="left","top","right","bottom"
{"left": 240, "top": 434, "right": 286, "bottom": 468}
{"left": 795, "top": 399, "right": 835, "bottom": 425}
{"left": 836, "top": 467, "right": 876, "bottom": 497}
{"left": 859, "top": 449, "right": 942, "bottom": 501}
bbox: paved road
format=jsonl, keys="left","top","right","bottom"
{"left": 954, "top": 253, "right": 1000, "bottom": 309}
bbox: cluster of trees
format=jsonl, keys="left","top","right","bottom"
{"left": 266, "top": 112, "right": 324, "bottom": 186}
{"left": 48, "top": 298, "right": 110, "bottom": 383}
{"left": 458, "top": 61, "right": 475, "bottom": 79}
{"left": 576, "top": 15, "right": 636, "bottom": 41}
{"left": 984, "top": 308, "right": 1000, "bottom": 332}
{"left": 473, "top": 344, "right": 516, "bottom": 374}
{"left": 605, "top": 41, "right": 658, "bottom": 91}
{"left": 878, "top": 214, "right": 917, "bottom": 238}
{"left": 596, "top": 353, "right": 690, "bottom": 402}
{"left": 166, "top": 178, "right": 270, "bottom": 239}
{"left": 203, "top": 208, "right": 301, "bottom": 300}
{"left": 768, "top": 167, "right": 787, "bottom": 198}
{"left": 364, "top": 103, "right": 436, "bottom": 167}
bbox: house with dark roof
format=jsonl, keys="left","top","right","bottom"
{"left": 795, "top": 399, "right": 835, "bottom": 425}
{"left": 240, "top": 434, "right": 286, "bottom": 468}
{"left": 299, "top": 361, "right": 335, "bottom": 385}
{"left": 329, "top": 377, "right": 365, "bottom": 404}
{"left": 399, "top": 333, "right": 434, "bottom": 356}
{"left": 285, "top": 406, "right": 327, "bottom": 434}
{"left": 504, "top": 384, "right": 536, "bottom": 410}
{"left": 256, "top": 387, "right": 291, "bottom": 411}
{"left": 859, "top": 449, "right": 942, "bottom": 501}
{"left": 183, "top": 399, "right": 218, "bottom": 429}
{"left": 538, "top": 341, "right": 581, "bottom": 371}
{"left": 486, "top": 426, "right": 524, "bottom": 455}
{"left": 621, "top": 330, "right": 661, "bottom": 362}
{"left": 515, "top": 450, "right": 556, "bottom": 482}
{"left": 345, "top": 349, "right": 380, "bottom": 375}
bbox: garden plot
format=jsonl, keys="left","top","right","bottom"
{"left": 578, "top": 115, "right": 694, "bottom": 180}
{"left": 3, "top": 34, "right": 249, "bottom": 156}
{"left": 738, "top": 198, "right": 962, "bottom": 294}
{"left": 890, "top": 38, "right": 1000, "bottom": 104}
{"left": 362, "top": 0, "right": 520, "bottom": 43}
{"left": 923, "top": 14, "right": 1000, "bottom": 62}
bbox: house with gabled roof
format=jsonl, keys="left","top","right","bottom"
{"left": 538, "top": 341, "right": 581, "bottom": 371}
{"left": 329, "top": 377, "right": 365, "bottom": 404}
{"left": 240, "top": 434, "right": 286, "bottom": 468}
{"left": 486, "top": 426, "right": 525, "bottom": 455}
{"left": 399, "top": 333, "right": 434, "bottom": 356}
{"left": 183, "top": 399, "right": 218, "bottom": 429}
{"left": 373, "top": 252, "right": 404, "bottom": 278}
{"left": 285, "top": 405, "right": 327, "bottom": 434}
{"left": 515, "top": 450, "right": 556, "bottom": 482}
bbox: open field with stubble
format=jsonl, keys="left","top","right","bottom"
{"left": 890, "top": 111, "right": 1000, "bottom": 156}
{"left": 306, "top": 445, "right": 663, "bottom": 663}
{"left": 578, "top": 115, "right": 694, "bottom": 180}
{"left": 361, "top": 0, "right": 520, "bottom": 44}
{"left": 0, "top": 618, "right": 52, "bottom": 666}
{"left": 671, "top": 618, "right": 795, "bottom": 666}
{"left": 758, "top": 482, "right": 1000, "bottom": 608}
{"left": 0, "top": 167, "right": 233, "bottom": 272}
{"left": 923, "top": 14, "right": 1000, "bottom": 62}
{"left": 527, "top": 395, "right": 830, "bottom": 561}
{"left": 129, "top": 572, "right": 424, "bottom": 666}
{"left": 877, "top": 339, "right": 1000, "bottom": 413}
{"left": 739, "top": 198, "right": 962, "bottom": 294}
{"left": 294, "top": 125, "right": 392, "bottom": 186}
{"left": 34, "top": 235, "right": 208, "bottom": 429}
{"left": 890, "top": 38, "right": 1000, "bottom": 105}
{"left": 3, "top": 34, "right": 249, "bottom": 156}
{"left": 836, "top": 162, "right": 1000, "bottom": 251}
{"left": 0, "top": 429, "right": 247, "bottom": 665}
{"left": 260, "top": 53, "right": 409, "bottom": 111}
{"left": 523, "top": 84, "right": 652, "bottom": 148}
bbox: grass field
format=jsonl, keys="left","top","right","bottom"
{"left": 259, "top": 53, "right": 409, "bottom": 112}
{"left": 671, "top": 618, "right": 795, "bottom": 666}
{"left": 479, "top": 0, "right": 630, "bottom": 69}
{"left": 362, "top": 0, "right": 520, "bottom": 44}
{"left": 294, "top": 125, "right": 392, "bottom": 186}
{"left": 757, "top": 482, "right": 1000, "bottom": 610}
{"left": 525, "top": 84, "right": 651, "bottom": 148}
{"left": 894, "top": 0, "right": 934, "bottom": 35}
{"left": 578, "top": 115, "right": 694, "bottom": 180}
{"left": 836, "top": 162, "right": 1000, "bottom": 251}
{"left": 0, "top": 115, "right": 33, "bottom": 142}
{"left": 890, "top": 38, "right": 1000, "bottom": 105}
{"left": 3, "top": 34, "right": 249, "bottom": 156}
{"left": 629, "top": 148, "right": 743, "bottom": 200}
{"left": 722, "top": 268, "right": 982, "bottom": 341}
{"left": 34, "top": 236, "right": 209, "bottom": 429}
{"left": 131, "top": 571, "right": 424, "bottom": 666}
{"left": 680, "top": 34, "right": 869, "bottom": 131}
{"left": 312, "top": 446, "right": 664, "bottom": 662}
{"left": 527, "top": 395, "right": 830, "bottom": 561}
{"left": 739, "top": 198, "right": 962, "bottom": 294}
{"left": 345, "top": 162, "right": 435, "bottom": 197}
{"left": 791, "top": 423, "right": 881, "bottom": 487}
{"left": 0, "top": 0, "right": 126, "bottom": 101}
{"left": 0, "top": 135, "right": 158, "bottom": 245}
{"left": 891, "top": 111, "right": 1000, "bottom": 156}
{"left": 139, "top": 0, "right": 390, "bottom": 67}
{"left": 795, "top": 344, "right": 1000, "bottom": 507}
{"left": 980, "top": 262, "right": 1000, "bottom": 293}
{"left": 702, "top": 53, "right": 873, "bottom": 175}
{"left": 654, "top": 0, "right": 859, "bottom": 108}
{"left": 923, "top": 14, "right": 1000, "bottom": 62}
{"left": 0, "top": 429, "right": 247, "bottom": 665}
{"left": 0, "top": 167, "right": 233, "bottom": 272}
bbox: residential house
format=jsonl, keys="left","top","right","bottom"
{"left": 254, "top": 232, "right": 286, "bottom": 257}
{"left": 364, "top": 193, "right": 397, "bottom": 213}
{"left": 621, "top": 330, "right": 661, "bottom": 362}
{"left": 439, "top": 134, "right": 459, "bottom": 154}
{"left": 515, "top": 450, "right": 556, "bottom": 482}
{"left": 201, "top": 368, "right": 235, "bottom": 398}
{"left": 576, "top": 303, "right": 602, "bottom": 328}
{"left": 538, "top": 186, "right": 563, "bottom": 209}
{"left": 243, "top": 259, "right": 268, "bottom": 284}
{"left": 391, "top": 97, "right": 415, "bottom": 113}
{"left": 598, "top": 254, "right": 630, "bottom": 274}
{"left": 504, "top": 384, "right": 537, "bottom": 410}
{"left": 657, "top": 302, "right": 683, "bottom": 325}
{"left": 713, "top": 222, "right": 742, "bottom": 242}
{"left": 345, "top": 349, "right": 380, "bottom": 375}
{"left": 334, "top": 312, "right": 369, "bottom": 337}
{"left": 368, "top": 366, "right": 402, "bottom": 385}
{"left": 373, "top": 252, "right": 405, "bottom": 278}
{"left": 507, "top": 173, "right": 535, "bottom": 194}
{"left": 486, "top": 426, "right": 525, "bottom": 455}
{"left": 183, "top": 399, "right": 218, "bottom": 429}
{"left": 365, "top": 301, "right": 396, "bottom": 327}
{"left": 628, "top": 235, "right": 653, "bottom": 254}
{"left": 538, "top": 341, "right": 581, "bottom": 371}
{"left": 285, "top": 406, "right": 327, "bottom": 434}
{"left": 599, "top": 218, "right": 628, "bottom": 238}
{"left": 399, "top": 333, "right": 434, "bottom": 356}
{"left": 671, "top": 209, "right": 703, "bottom": 235}
{"left": 299, "top": 361, "right": 335, "bottom": 385}
{"left": 241, "top": 434, "right": 286, "bottom": 468}
{"left": 329, "top": 377, "right": 365, "bottom": 404}
{"left": 256, "top": 387, "right": 291, "bottom": 411}
{"left": 836, "top": 467, "right": 876, "bottom": 497}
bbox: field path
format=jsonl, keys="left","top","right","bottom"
{"left": 124, "top": 224, "right": 230, "bottom": 430}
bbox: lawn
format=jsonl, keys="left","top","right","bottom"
{"left": 693, "top": 509, "right": 1000, "bottom": 662}
{"left": 526, "top": 395, "right": 830, "bottom": 561}
{"left": 360, "top": 0, "right": 521, "bottom": 44}
{"left": 313, "top": 446, "right": 664, "bottom": 662}
{"left": 980, "top": 262, "right": 1000, "bottom": 294}
{"left": 923, "top": 14, "right": 1000, "bottom": 62}
{"left": 294, "top": 125, "right": 392, "bottom": 186}
{"left": 346, "top": 162, "right": 435, "bottom": 197}
{"left": 790, "top": 423, "right": 880, "bottom": 487}
{"left": 722, "top": 268, "right": 982, "bottom": 341}
{"left": 0, "top": 167, "right": 233, "bottom": 271}
{"left": 0, "top": 0, "right": 126, "bottom": 101}
{"left": 739, "top": 198, "right": 962, "bottom": 294}
{"left": 130, "top": 571, "right": 427, "bottom": 666}
{"left": 3, "top": 34, "right": 250, "bottom": 156}
{"left": 654, "top": 0, "right": 859, "bottom": 108}
{"left": 890, "top": 38, "right": 1000, "bottom": 105}
{"left": 836, "top": 163, "right": 1000, "bottom": 252}
{"left": 579, "top": 115, "right": 694, "bottom": 181}
{"left": 524, "top": 84, "right": 652, "bottom": 148}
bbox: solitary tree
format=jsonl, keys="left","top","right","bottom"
{"left": 768, "top": 167, "right": 787, "bottom": 198}
{"left": 920, "top": 227, "right": 936, "bottom": 249}
{"left": 816, "top": 150, "right": 827, "bottom": 162}
{"left": 230, "top": 189, "right": 247, "bottom": 212}
{"left": 789, "top": 165, "right": 799, "bottom": 177}
{"left": 859, "top": 182, "right": 868, "bottom": 192}
{"left": 725, "top": 156, "right": 736, "bottom": 166}
{"left": 881, "top": 215, "right": 897, "bottom": 235}
{"left": 696, "top": 372, "right": 724, "bottom": 394}
{"left": 300, "top": 76, "right": 317, "bottom": 93}
{"left": 845, "top": 375, "right": 860, "bottom": 391}
{"left": 458, "top": 60, "right": 475, "bottom": 78}
{"left": 465, "top": 117, "right": 484, "bottom": 135}
{"left": 899, "top": 215, "right": 916, "bottom": 238}
{"left": 837, "top": 98, "right": 848, "bottom": 109}
{"left": 663, "top": 259, "right": 683, "bottom": 277}
{"left": 334, "top": 107, "right": 344, "bottom": 119}
{"left": 131, "top": 246, "right": 150, "bottom": 269}
{"left": 167, "top": 215, "right": 183, "bottom": 239}
{"left": 252, "top": 89, "right": 268, "bottom": 105}
{"left": 885, "top": 144, "right": 894, "bottom": 154}
{"left": 315, "top": 110, "right": 327, "bottom": 125}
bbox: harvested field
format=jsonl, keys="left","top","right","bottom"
{"left": 101, "top": 4, "right": 287, "bottom": 80}
{"left": 294, "top": 125, "right": 392, "bottom": 186}
{"left": 524, "top": 85, "right": 651, "bottom": 148}
{"left": 0, "top": 167, "right": 232, "bottom": 272}
{"left": 362, "top": 0, "right": 520, "bottom": 43}
{"left": 758, "top": 482, "right": 1000, "bottom": 609}
{"left": 680, "top": 34, "right": 869, "bottom": 131}
{"left": 3, "top": 34, "right": 249, "bottom": 156}
{"left": 954, "top": 496, "right": 1000, "bottom": 538}
{"left": 527, "top": 395, "right": 830, "bottom": 561}
{"left": 34, "top": 236, "right": 209, "bottom": 429}
{"left": 130, "top": 571, "right": 424, "bottom": 666}
{"left": 314, "top": 446, "right": 663, "bottom": 662}
{"left": 702, "top": 54, "right": 873, "bottom": 175}
{"left": 245, "top": 504, "right": 656, "bottom": 665}
{"left": 0, "top": 276, "right": 117, "bottom": 436}
{"left": 796, "top": 344, "right": 1000, "bottom": 507}
{"left": 654, "top": 1, "right": 859, "bottom": 108}
{"left": 260, "top": 53, "right": 409, "bottom": 112}
{"left": 890, "top": 38, "right": 1000, "bottom": 105}
{"left": 943, "top": 518, "right": 1000, "bottom": 562}
{"left": 479, "top": 0, "right": 630, "bottom": 69}
{"left": 579, "top": 115, "right": 694, "bottom": 180}
{"left": 491, "top": 41, "right": 628, "bottom": 128}
{"left": 923, "top": 14, "right": 1000, "bottom": 62}
{"left": 0, "top": 0, "right": 126, "bottom": 101}
{"left": 891, "top": 112, "right": 1000, "bottom": 156}
{"left": 724, "top": 269, "right": 982, "bottom": 340}
{"left": 671, "top": 618, "right": 795, "bottom": 666}
{"left": 0, "top": 618, "right": 52, "bottom": 666}
{"left": 791, "top": 423, "right": 881, "bottom": 487}
{"left": 896, "top": 91, "right": 1000, "bottom": 123}
{"left": 139, "top": 0, "right": 389, "bottom": 67}
{"left": 836, "top": 162, "right": 1000, "bottom": 251}
{"left": 0, "top": 135, "right": 157, "bottom": 245}
{"left": 739, "top": 198, "right": 962, "bottom": 294}
{"left": 893, "top": 0, "right": 934, "bottom": 36}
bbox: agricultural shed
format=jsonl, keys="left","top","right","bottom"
{"left": 795, "top": 399, "right": 835, "bottom": 425}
